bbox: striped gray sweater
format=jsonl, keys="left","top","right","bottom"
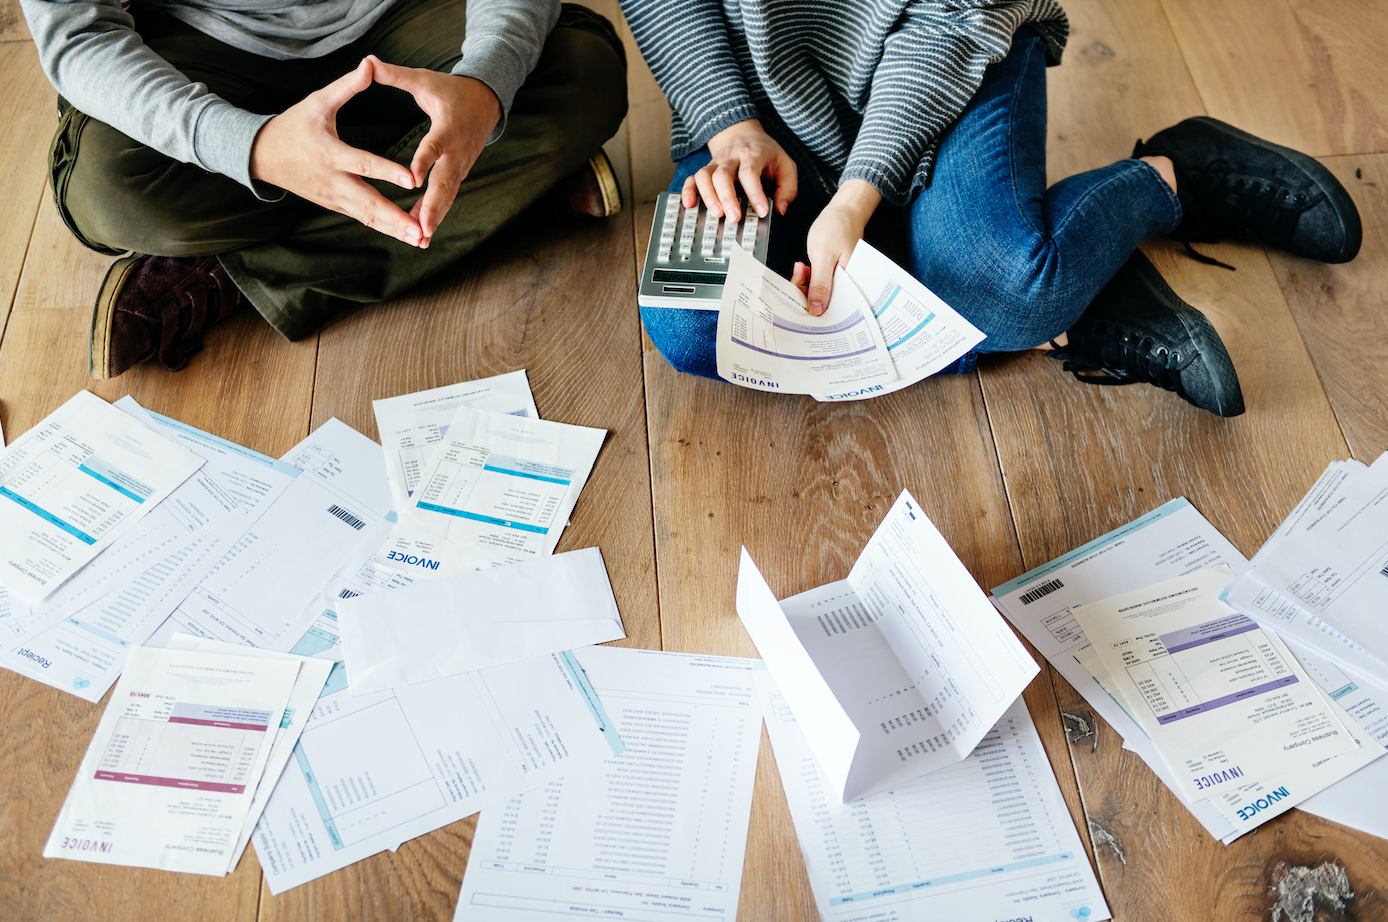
{"left": 621, "top": 0, "right": 1068, "bottom": 205}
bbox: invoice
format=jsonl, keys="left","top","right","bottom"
{"left": 757, "top": 674, "right": 1109, "bottom": 922}
{"left": 252, "top": 649, "right": 625, "bottom": 893}
{"left": 44, "top": 645, "right": 300, "bottom": 874}
{"left": 0, "top": 391, "right": 204, "bottom": 601}
{"left": 738, "top": 491, "right": 1039, "bottom": 802}
{"left": 457, "top": 647, "right": 762, "bottom": 922}
{"left": 1073, "top": 567, "right": 1358, "bottom": 801}
{"left": 378, "top": 407, "right": 606, "bottom": 578}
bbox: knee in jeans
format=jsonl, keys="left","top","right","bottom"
{"left": 916, "top": 245, "right": 1081, "bottom": 351}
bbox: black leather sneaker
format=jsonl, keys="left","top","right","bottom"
{"left": 1134, "top": 117, "right": 1361, "bottom": 263}
{"left": 1048, "top": 251, "right": 1245, "bottom": 417}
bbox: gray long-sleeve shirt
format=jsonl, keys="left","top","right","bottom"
{"left": 20, "top": 0, "right": 561, "bottom": 195}
{"left": 621, "top": 0, "right": 1067, "bottom": 206}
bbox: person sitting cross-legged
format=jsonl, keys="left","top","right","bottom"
{"left": 23, "top": 0, "right": 629, "bottom": 378}
{"left": 620, "top": 0, "right": 1363, "bottom": 417}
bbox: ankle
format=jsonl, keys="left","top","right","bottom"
{"left": 1140, "top": 155, "right": 1178, "bottom": 194}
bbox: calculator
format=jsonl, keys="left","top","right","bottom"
{"left": 638, "top": 191, "right": 773, "bottom": 310}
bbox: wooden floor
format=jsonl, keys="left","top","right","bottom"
{"left": 2, "top": 0, "right": 1387, "bottom": 919}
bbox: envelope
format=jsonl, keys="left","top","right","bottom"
{"left": 338, "top": 546, "right": 625, "bottom": 694}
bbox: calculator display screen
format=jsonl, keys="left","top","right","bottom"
{"left": 651, "top": 269, "right": 727, "bottom": 285}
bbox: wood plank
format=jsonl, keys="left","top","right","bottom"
{"left": 0, "top": 0, "right": 31, "bottom": 43}
{"left": 260, "top": 203, "right": 658, "bottom": 922}
{"left": 1161, "top": 0, "right": 1388, "bottom": 159}
{"left": 1267, "top": 154, "right": 1388, "bottom": 461}
{"left": 0, "top": 43, "right": 54, "bottom": 340}
{"left": 642, "top": 361, "right": 1093, "bottom": 917}
{"left": 1044, "top": 0, "right": 1207, "bottom": 183}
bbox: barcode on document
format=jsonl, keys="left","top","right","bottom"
{"left": 327, "top": 504, "right": 366, "bottom": 530}
{"left": 338, "top": 588, "right": 361, "bottom": 599}
{"left": 1019, "top": 579, "right": 1065, "bottom": 605}
{"left": 1380, "top": 562, "right": 1388, "bottom": 578}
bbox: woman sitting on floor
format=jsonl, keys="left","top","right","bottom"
{"left": 620, "top": 0, "right": 1361, "bottom": 417}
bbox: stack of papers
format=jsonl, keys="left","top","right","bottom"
{"left": 44, "top": 640, "right": 331, "bottom": 875}
{"left": 1222, "top": 453, "right": 1388, "bottom": 682}
{"left": 991, "top": 497, "right": 1388, "bottom": 842}
{"left": 737, "top": 490, "right": 1039, "bottom": 802}
{"left": 716, "top": 242, "right": 985, "bottom": 401}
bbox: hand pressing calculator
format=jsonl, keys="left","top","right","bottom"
{"left": 638, "top": 191, "right": 773, "bottom": 310}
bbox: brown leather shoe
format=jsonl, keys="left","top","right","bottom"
{"left": 90, "top": 254, "right": 247, "bottom": 379}
{"left": 547, "top": 150, "right": 623, "bottom": 220}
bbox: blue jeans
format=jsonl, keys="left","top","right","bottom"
{"left": 642, "top": 27, "right": 1182, "bottom": 381}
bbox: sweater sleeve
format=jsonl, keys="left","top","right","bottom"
{"left": 618, "top": 0, "right": 760, "bottom": 157}
{"left": 20, "top": 0, "right": 276, "bottom": 197}
{"left": 840, "top": 0, "right": 1067, "bottom": 206}
{"left": 451, "top": 0, "right": 561, "bottom": 143}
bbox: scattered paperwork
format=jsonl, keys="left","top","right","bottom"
{"left": 757, "top": 673, "right": 1110, "bottom": 922}
{"left": 991, "top": 497, "right": 1388, "bottom": 841}
{"left": 458, "top": 647, "right": 762, "bottom": 921}
{"left": 372, "top": 371, "right": 539, "bottom": 515}
{"left": 715, "top": 241, "right": 984, "bottom": 401}
{"left": 0, "top": 391, "right": 204, "bottom": 602}
{"left": 1072, "top": 567, "right": 1360, "bottom": 802}
{"left": 1223, "top": 453, "right": 1388, "bottom": 679}
{"left": 252, "top": 649, "right": 625, "bottom": 893}
{"left": 378, "top": 407, "right": 605, "bottom": 577}
{"left": 44, "top": 645, "right": 301, "bottom": 874}
{"left": 0, "top": 399, "right": 299, "bottom": 702}
{"left": 737, "top": 490, "right": 1039, "bottom": 802}
{"left": 339, "top": 546, "right": 624, "bottom": 695}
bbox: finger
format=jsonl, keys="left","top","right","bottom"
{"left": 315, "top": 57, "right": 376, "bottom": 113}
{"left": 362, "top": 55, "right": 426, "bottom": 96}
{"left": 790, "top": 261, "right": 810, "bottom": 295}
{"left": 328, "top": 138, "right": 414, "bottom": 189}
{"left": 739, "top": 161, "right": 770, "bottom": 218}
{"left": 417, "top": 153, "right": 465, "bottom": 237}
{"left": 408, "top": 125, "right": 449, "bottom": 190}
{"left": 334, "top": 176, "right": 423, "bottom": 246}
{"left": 693, "top": 169, "right": 721, "bottom": 216}
{"left": 772, "top": 153, "right": 799, "bottom": 215}
{"left": 681, "top": 176, "right": 700, "bottom": 210}
{"left": 711, "top": 163, "right": 742, "bottom": 223}
{"left": 806, "top": 259, "right": 834, "bottom": 316}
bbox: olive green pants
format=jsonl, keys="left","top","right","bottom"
{"left": 49, "top": 1, "right": 627, "bottom": 340}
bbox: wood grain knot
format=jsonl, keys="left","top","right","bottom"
{"left": 1086, "top": 819, "right": 1125, "bottom": 866}
{"left": 1062, "top": 710, "right": 1097, "bottom": 752}
{"left": 1270, "top": 861, "right": 1354, "bottom": 922}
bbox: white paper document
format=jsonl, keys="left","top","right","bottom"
{"left": 252, "top": 649, "right": 625, "bottom": 893}
{"left": 44, "top": 645, "right": 300, "bottom": 874}
{"left": 372, "top": 371, "right": 539, "bottom": 514}
{"left": 715, "top": 242, "right": 985, "bottom": 401}
{"left": 1223, "top": 454, "right": 1388, "bottom": 678}
{"left": 717, "top": 245, "right": 898, "bottom": 396}
{"left": 340, "top": 546, "right": 625, "bottom": 695}
{"left": 757, "top": 673, "right": 1109, "bottom": 922}
{"left": 0, "top": 391, "right": 204, "bottom": 602}
{"left": 148, "top": 419, "right": 394, "bottom": 653}
{"left": 166, "top": 634, "right": 334, "bottom": 872}
{"left": 378, "top": 408, "right": 606, "bottom": 578}
{"left": 990, "top": 497, "right": 1386, "bottom": 842}
{"left": 457, "top": 647, "right": 762, "bottom": 922}
{"left": 737, "top": 491, "right": 1039, "bottom": 803}
{"left": 1073, "top": 567, "right": 1359, "bottom": 802}
{"left": 0, "top": 402, "right": 300, "bottom": 702}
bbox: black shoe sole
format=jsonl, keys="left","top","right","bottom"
{"left": 1166, "top": 117, "right": 1362, "bottom": 263}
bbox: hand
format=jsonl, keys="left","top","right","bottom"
{"left": 369, "top": 56, "right": 501, "bottom": 245}
{"left": 791, "top": 180, "right": 882, "bottom": 315}
{"left": 682, "top": 119, "right": 798, "bottom": 223}
{"left": 250, "top": 57, "right": 422, "bottom": 246}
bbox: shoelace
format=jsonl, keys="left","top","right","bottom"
{"left": 1050, "top": 326, "right": 1198, "bottom": 397}
{"left": 1186, "top": 158, "right": 1324, "bottom": 250}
